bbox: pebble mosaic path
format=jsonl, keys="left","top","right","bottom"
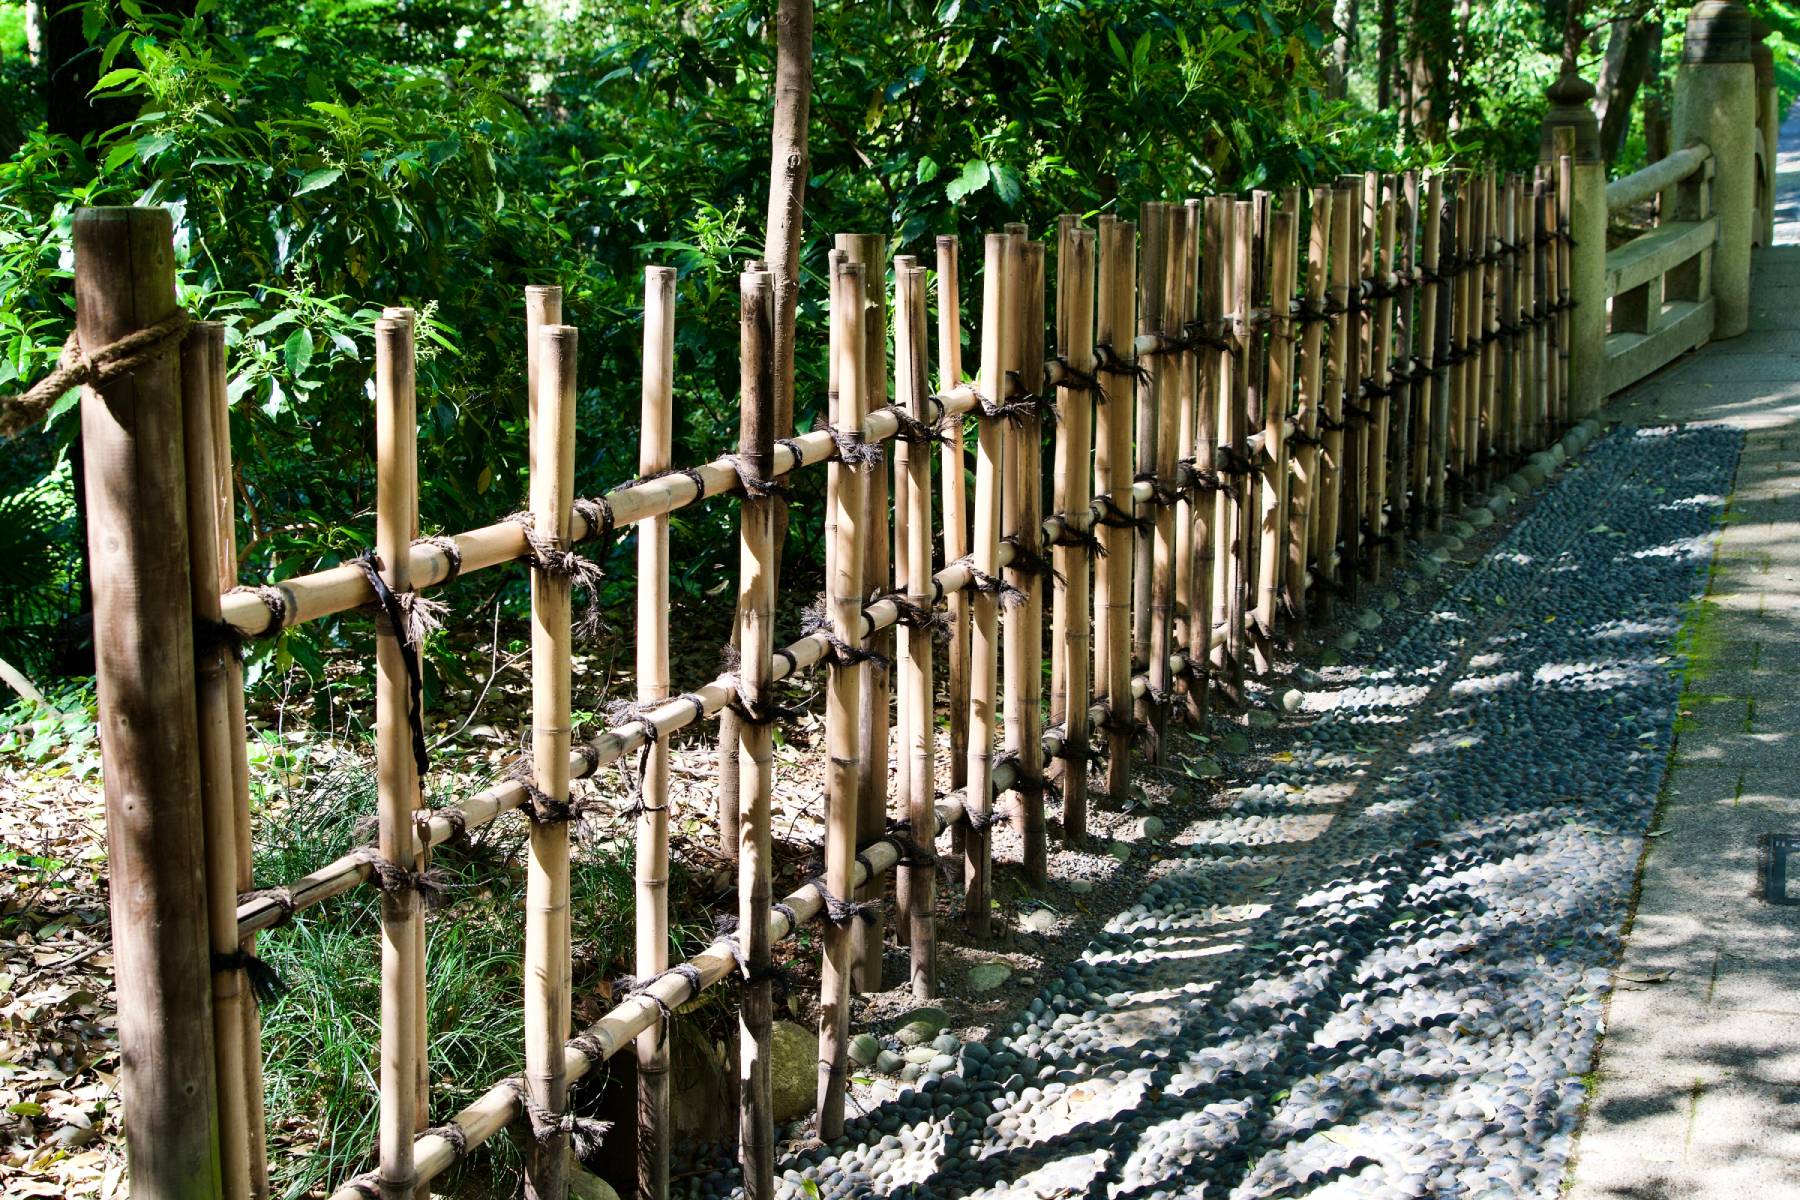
{"left": 682, "top": 420, "right": 1739, "bottom": 1200}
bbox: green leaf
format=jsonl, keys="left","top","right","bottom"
{"left": 991, "top": 163, "right": 1022, "bottom": 206}
{"left": 104, "top": 141, "right": 140, "bottom": 172}
{"left": 92, "top": 68, "right": 144, "bottom": 93}
{"left": 294, "top": 168, "right": 343, "bottom": 197}
{"left": 283, "top": 329, "right": 313, "bottom": 378}
{"left": 945, "top": 159, "right": 989, "bottom": 203}
{"left": 916, "top": 155, "right": 940, "bottom": 185}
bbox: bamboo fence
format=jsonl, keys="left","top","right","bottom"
{"left": 67, "top": 177, "right": 1579, "bottom": 1200}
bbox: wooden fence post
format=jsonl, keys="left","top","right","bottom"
{"left": 1093, "top": 217, "right": 1136, "bottom": 800}
{"left": 76, "top": 206, "right": 224, "bottom": 1200}
{"left": 1287, "top": 188, "right": 1330, "bottom": 623}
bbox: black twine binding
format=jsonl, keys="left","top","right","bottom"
{"left": 1093, "top": 341, "right": 1149, "bottom": 384}
{"left": 889, "top": 406, "right": 950, "bottom": 446}
{"left": 1000, "top": 534, "right": 1063, "bottom": 585}
{"left": 212, "top": 948, "right": 287, "bottom": 1005}
{"left": 808, "top": 878, "right": 880, "bottom": 926}
{"left": 1092, "top": 493, "right": 1150, "bottom": 532}
{"left": 507, "top": 511, "right": 609, "bottom": 640}
{"left": 1048, "top": 519, "right": 1107, "bottom": 558}
{"left": 726, "top": 453, "right": 791, "bottom": 501}
{"left": 1049, "top": 354, "right": 1106, "bottom": 401}
{"left": 800, "top": 597, "right": 892, "bottom": 668}
{"left": 949, "top": 555, "right": 1026, "bottom": 609}
{"left": 825, "top": 423, "right": 884, "bottom": 470}
{"left": 353, "top": 553, "right": 430, "bottom": 780}
{"left": 350, "top": 847, "right": 450, "bottom": 909}
{"left": 508, "top": 1079, "right": 614, "bottom": 1166}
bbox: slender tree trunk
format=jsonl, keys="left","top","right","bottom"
{"left": 1404, "top": 0, "right": 1451, "bottom": 145}
{"left": 1329, "top": 0, "right": 1360, "bottom": 99}
{"left": 23, "top": 0, "right": 44, "bottom": 65}
{"left": 1377, "top": 0, "right": 1396, "bottom": 110}
{"left": 722, "top": 0, "right": 813, "bottom": 856}
{"left": 1595, "top": 17, "right": 1661, "bottom": 166}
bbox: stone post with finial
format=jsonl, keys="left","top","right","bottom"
{"left": 1751, "top": 16, "right": 1778, "bottom": 248}
{"left": 1539, "top": 65, "right": 1608, "bottom": 419}
{"left": 1674, "top": 1, "right": 1756, "bottom": 338}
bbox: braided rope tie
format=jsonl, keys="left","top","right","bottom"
{"left": 0, "top": 310, "right": 191, "bottom": 437}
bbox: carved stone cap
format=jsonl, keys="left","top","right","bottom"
{"left": 1684, "top": 1, "right": 1752, "bottom": 64}
{"left": 1539, "top": 68, "right": 1600, "bottom": 164}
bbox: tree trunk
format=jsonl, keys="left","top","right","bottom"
{"left": 1595, "top": 17, "right": 1661, "bottom": 166}
{"left": 1329, "top": 0, "right": 1360, "bottom": 100}
{"left": 1377, "top": 0, "right": 1396, "bottom": 110}
{"left": 1403, "top": 0, "right": 1452, "bottom": 146}
{"left": 23, "top": 0, "right": 43, "bottom": 65}
{"left": 721, "top": 0, "right": 813, "bottom": 856}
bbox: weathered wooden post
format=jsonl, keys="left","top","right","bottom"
{"left": 1674, "top": 1, "right": 1756, "bottom": 339}
{"left": 77, "top": 206, "right": 225, "bottom": 1200}
{"left": 1538, "top": 68, "right": 1607, "bottom": 417}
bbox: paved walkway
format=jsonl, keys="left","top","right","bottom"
{"left": 1564, "top": 111, "right": 1800, "bottom": 1200}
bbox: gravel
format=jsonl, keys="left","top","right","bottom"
{"left": 673, "top": 423, "right": 1739, "bottom": 1199}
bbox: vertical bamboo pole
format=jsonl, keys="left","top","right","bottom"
{"left": 965, "top": 232, "right": 1008, "bottom": 937}
{"left": 1050, "top": 217, "right": 1096, "bottom": 844}
{"left": 1502, "top": 176, "right": 1522, "bottom": 465}
{"left": 895, "top": 260, "right": 937, "bottom": 994}
{"left": 183, "top": 322, "right": 251, "bottom": 1200}
{"left": 935, "top": 238, "right": 970, "bottom": 859}
{"left": 1555, "top": 154, "right": 1573, "bottom": 435}
{"left": 1179, "top": 199, "right": 1212, "bottom": 725}
{"left": 836, "top": 234, "right": 890, "bottom": 994}
{"left": 1478, "top": 171, "right": 1500, "bottom": 489}
{"left": 523, "top": 324, "right": 577, "bottom": 1200}
{"left": 735, "top": 267, "right": 777, "bottom": 1200}
{"left": 1287, "top": 189, "right": 1330, "bottom": 625}
{"left": 1256, "top": 208, "right": 1297, "bottom": 659}
{"left": 1171, "top": 201, "right": 1200, "bottom": 715}
{"left": 1211, "top": 199, "right": 1244, "bottom": 694}
{"left": 1314, "top": 190, "right": 1352, "bottom": 620}
{"left": 1449, "top": 179, "right": 1473, "bottom": 510}
{"left": 371, "top": 311, "right": 422, "bottom": 1200}
{"left": 1411, "top": 173, "right": 1443, "bottom": 533}
{"left": 1131, "top": 205, "right": 1165, "bottom": 697}
{"left": 377, "top": 306, "right": 430, "bottom": 1175}
{"left": 211, "top": 321, "right": 269, "bottom": 1200}
{"left": 1004, "top": 237, "right": 1049, "bottom": 881}
{"left": 76, "top": 205, "right": 223, "bottom": 1200}
{"left": 1240, "top": 194, "right": 1269, "bottom": 671}
{"left": 1388, "top": 173, "right": 1416, "bottom": 545}
{"left": 1199, "top": 199, "right": 1230, "bottom": 692}
{"left": 1366, "top": 188, "right": 1398, "bottom": 579}
{"left": 818, "top": 258, "right": 867, "bottom": 1137}
{"left": 1093, "top": 217, "right": 1136, "bottom": 802}
{"left": 1142, "top": 204, "right": 1179, "bottom": 751}
{"left": 1532, "top": 179, "right": 1550, "bottom": 450}
{"left": 1432, "top": 181, "right": 1458, "bottom": 522}
{"left": 891, "top": 255, "right": 916, "bottom": 952}
{"left": 635, "top": 266, "right": 676, "bottom": 1200}
{"left": 1465, "top": 177, "right": 1487, "bottom": 495}
{"left": 1334, "top": 184, "right": 1364, "bottom": 607}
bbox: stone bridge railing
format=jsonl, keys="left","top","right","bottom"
{"left": 1545, "top": 1, "right": 1777, "bottom": 405}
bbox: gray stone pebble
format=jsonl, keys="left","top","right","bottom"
{"left": 673, "top": 425, "right": 1739, "bottom": 1200}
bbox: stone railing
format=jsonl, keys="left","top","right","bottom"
{"left": 1542, "top": 0, "right": 1774, "bottom": 404}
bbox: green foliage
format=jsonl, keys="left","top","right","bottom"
{"left": 0, "top": 0, "right": 1367, "bottom": 707}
